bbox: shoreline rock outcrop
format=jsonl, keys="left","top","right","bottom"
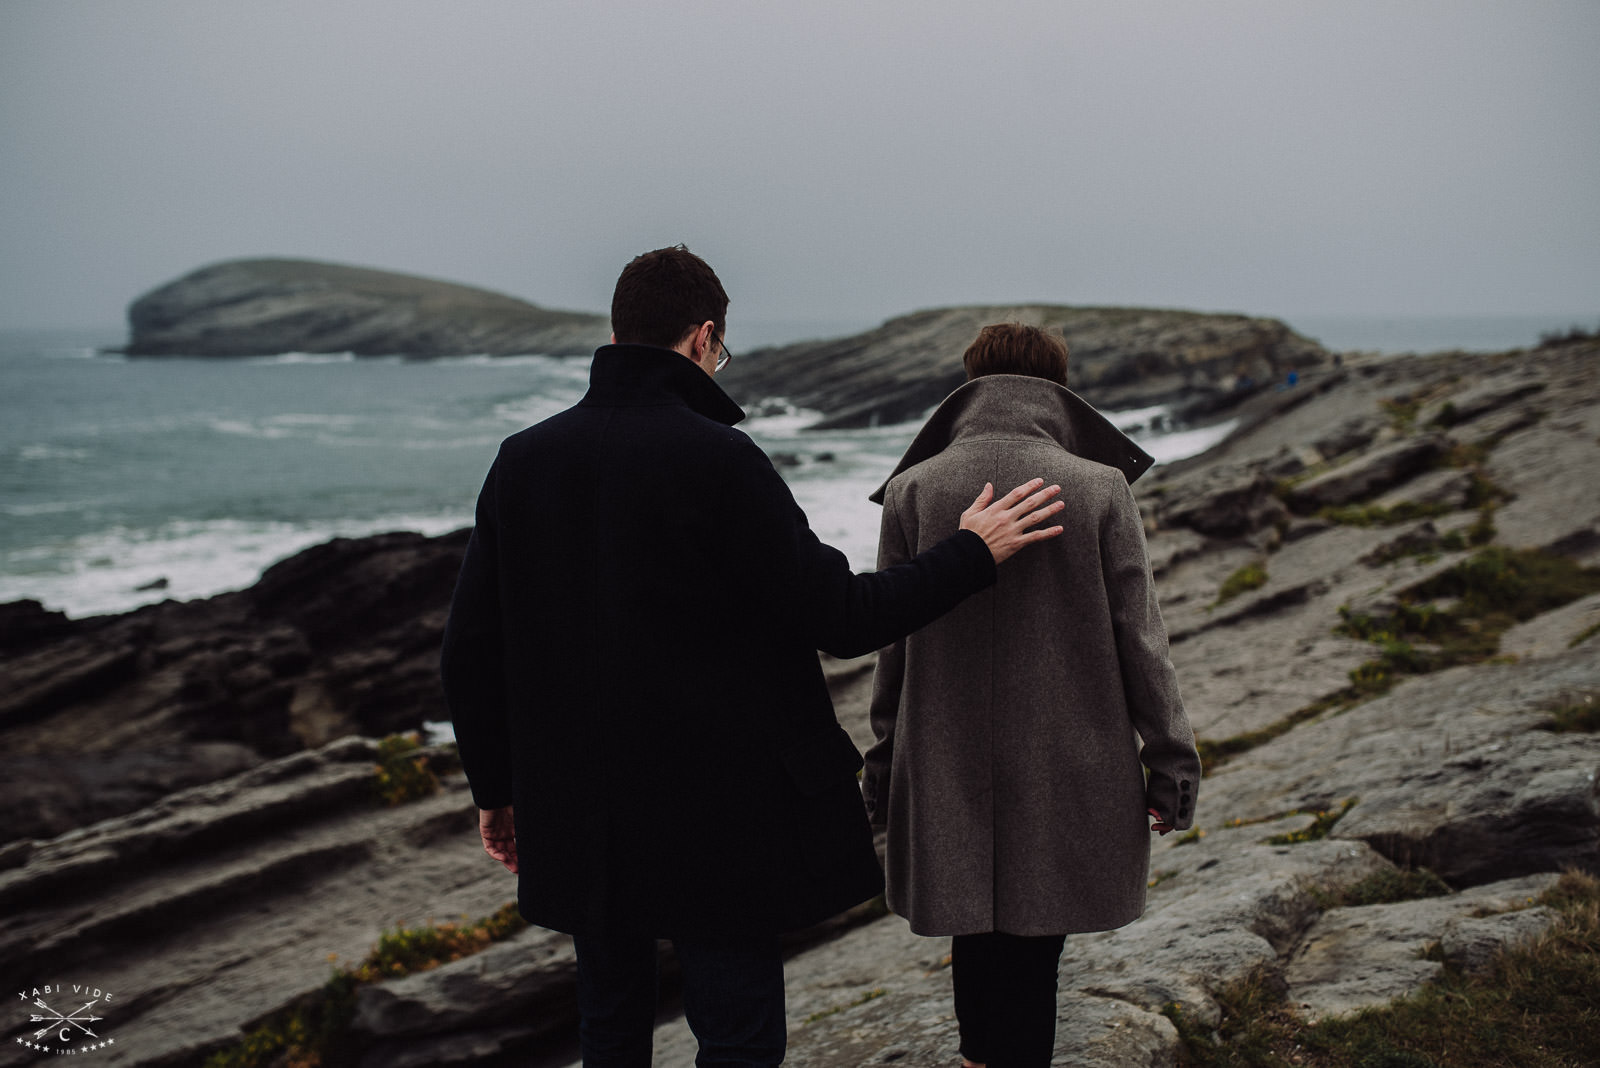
{"left": 119, "top": 258, "right": 611, "bottom": 358}
{"left": 0, "top": 531, "right": 468, "bottom": 845}
{"left": 718, "top": 304, "right": 1329, "bottom": 427}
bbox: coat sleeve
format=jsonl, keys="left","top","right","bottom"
{"left": 728, "top": 439, "right": 996, "bottom": 660}
{"left": 862, "top": 488, "right": 914, "bottom": 830}
{"left": 1101, "top": 471, "right": 1202, "bottom": 831}
{"left": 439, "top": 458, "right": 515, "bottom": 811}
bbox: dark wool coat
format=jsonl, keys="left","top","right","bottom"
{"left": 862, "top": 375, "right": 1201, "bottom": 937}
{"left": 441, "top": 344, "right": 997, "bottom": 939}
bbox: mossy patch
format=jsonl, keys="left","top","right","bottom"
{"left": 803, "top": 986, "right": 886, "bottom": 1024}
{"left": 1317, "top": 501, "right": 1456, "bottom": 527}
{"left": 1214, "top": 563, "right": 1269, "bottom": 606}
{"left": 203, "top": 903, "right": 527, "bottom": 1068}
{"left": 1166, "top": 870, "right": 1600, "bottom": 1068}
{"left": 1308, "top": 867, "right": 1453, "bottom": 910}
{"left": 1534, "top": 695, "right": 1600, "bottom": 734}
{"left": 1380, "top": 396, "right": 1422, "bottom": 432}
{"left": 1196, "top": 548, "right": 1600, "bottom": 773}
{"left": 1570, "top": 620, "right": 1600, "bottom": 649}
{"left": 1264, "top": 798, "right": 1358, "bottom": 845}
{"left": 1333, "top": 547, "right": 1600, "bottom": 701}
{"left": 373, "top": 732, "right": 442, "bottom": 806}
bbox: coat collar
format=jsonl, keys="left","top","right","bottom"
{"left": 581, "top": 343, "right": 746, "bottom": 426}
{"left": 869, "top": 374, "right": 1154, "bottom": 503}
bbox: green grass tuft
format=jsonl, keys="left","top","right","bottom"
{"left": 1169, "top": 870, "right": 1600, "bottom": 1068}
{"left": 1571, "top": 620, "right": 1600, "bottom": 649}
{"left": 1196, "top": 548, "right": 1600, "bottom": 773}
{"left": 203, "top": 904, "right": 527, "bottom": 1068}
{"left": 373, "top": 732, "right": 441, "bottom": 806}
{"left": 1380, "top": 396, "right": 1422, "bottom": 432}
{"left": 1534, "top": 695, "right": 1600, "bottom": 734}
{"left": 803, "top": 986, "right": 887, "bottom": 1024}
{"left": 1318, "top": 501, "right": 1456, "bottom": 528}
{"left": 1309, "top": 867, "right": 1453, "bottom": 910}
{"left": 1265, "top": 799, "right": 1358, "bottom": 845}
{"left": 1215, "top": 563, "right": 1269, "bottom": 606}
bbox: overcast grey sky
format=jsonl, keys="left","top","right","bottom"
{"left": 2, "top": 1, "right": 1596, "bottom": 333}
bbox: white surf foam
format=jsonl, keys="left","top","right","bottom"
{"left": 0, "top": 512, "right": 471, "bottom": 619}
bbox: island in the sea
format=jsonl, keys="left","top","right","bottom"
{"left": 116, "top": 257, "right": 613, "bottom": 358}
{"left": 117, "top": 257, "right": 1330, "bottom": 421}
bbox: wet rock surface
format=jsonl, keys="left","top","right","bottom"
{"left": 1, "top": 337, "right": 1597, "bottom": 1066}
{"left": 0, "top": 530, "right": 469, "bottom": 845}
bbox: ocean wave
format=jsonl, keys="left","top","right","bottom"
{"left": 1142, "top": 418, "right": 1238, "bottom": 465}
{"left": 741, "top": 404, "right": 829, "bottom": 436}
{"left": 1, "top": 498, "right": 103, "bottom": 517}
{"left": 239, "top": 351, "right": 363, "bottom": 365}
{"left": 206, "top": 413, "right": 371, "bottom": 440}
{"left": 0, "top": 512, "right": 471, "bottom": 619}
{"left": 17, "top": 444, "right": 91, "bottom": 462}
{"left": 425, "top": 353, "right": 577, "bottom": 367}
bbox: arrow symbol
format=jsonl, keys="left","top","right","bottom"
{"left": 29, "top": 997, "right": 102, "bottom": 1040}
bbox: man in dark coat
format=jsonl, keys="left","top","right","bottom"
{"left": 439, "top": 245, "right": 1065, "bottom": 1066}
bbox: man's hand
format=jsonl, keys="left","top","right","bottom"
{"left": 959, "top": 479, "right": 1065, "bottom": 565}
{"left": 1149, "top": 807, "right": 1173, "bottom": 836}
{"left": 480, "top": 805, "right": 519, "bottom": 873}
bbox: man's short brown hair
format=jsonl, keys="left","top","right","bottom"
{"left": 962, "top": 323, "right": 1070, "bottom": 386}
{"left": 611, "top": 245, "right": 729, "bottom": 351}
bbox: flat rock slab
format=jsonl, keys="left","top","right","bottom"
{"left": 1500, "top": 591, "right": 1600, "bottom": 660}
{"left": 1287, "top": 434, "right": 1447, "bottom": 510}
{"left": 1197, "top": 645, "right": 1600, "bottom": 881}
{"left": 1286, "top": 873, "right": 1558, "bottom": 1021}
{"left": 352, "top": 927, "right": 578, "bottom": 1066}
{"left": 0, "top": 744, "right": 513, "bottom": 1068}
{"left": 1418, "top": 375, "right": 1548, "bottom": 429}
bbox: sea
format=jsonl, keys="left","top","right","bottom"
{"left": 2, "top": 314, "right": 1592, "bottom": 620}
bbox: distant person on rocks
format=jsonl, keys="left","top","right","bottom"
{"left": 440, "top": 247, "right": 1067, "bottom": 1067}
{"left": 863, "top": 323, "right": 1202, "bottom": 1068}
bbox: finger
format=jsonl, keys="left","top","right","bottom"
{"left": 993, "top": 478, "right": 1045, "bottom": 509}
{"left": 962, "top": 482, "right": 996, "bottom": 519}
{"left": 1008, "top": 485, "right": 1062, "bottom": 516}
{"left": 1014, "top": 499, "right": 1066, "bottom": 529}
{"left": 1013, "top": 524, "right": 1064, "bottom": 544}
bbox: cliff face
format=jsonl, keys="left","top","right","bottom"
{"left": 121, "top": 258, "right": 612, "bottom": 357}
{"left": 718, "top": 304, "right": 1329, "bottom": 427}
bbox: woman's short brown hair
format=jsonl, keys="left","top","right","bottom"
{"left": 962, "top": 323, "right": 1070, "bottom": 386}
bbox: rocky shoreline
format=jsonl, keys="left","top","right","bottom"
{"left": 1, "top": 335, "right": 1596, "bottom": 1066}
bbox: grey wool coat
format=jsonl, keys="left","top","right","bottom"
{"left": 862, "top": 374, "right": 1202, "bottom": 937}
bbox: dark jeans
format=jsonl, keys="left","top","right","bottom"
{"left": 951, "top": 931, "right": 1067, "bottom": 1068}
{"left": 573, "top": 932, "right": 786, "bottom": 1067}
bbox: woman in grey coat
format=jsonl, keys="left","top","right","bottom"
{"left": 863, "top": 324, "right": 1201, "bottom": 1068}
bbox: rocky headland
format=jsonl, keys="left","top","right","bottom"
{"left": 118, "top": 259, "right": 611, "bottom": 358}
{"left": 1, "top": 333, "right": 1596, "bottom": 1066}
{"left": 719, "top": 305, "right": 1328, "bottom": 427}
{"left": 117, "top": 258, "right": 1325, "bottom": 425}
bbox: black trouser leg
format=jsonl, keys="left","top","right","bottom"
{"left": 951, "top": 931, "right": 1066, "bottom": 1068}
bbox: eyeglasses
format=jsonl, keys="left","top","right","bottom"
{"left": 715, "top": 335, "right": 734, "bottom": 372}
